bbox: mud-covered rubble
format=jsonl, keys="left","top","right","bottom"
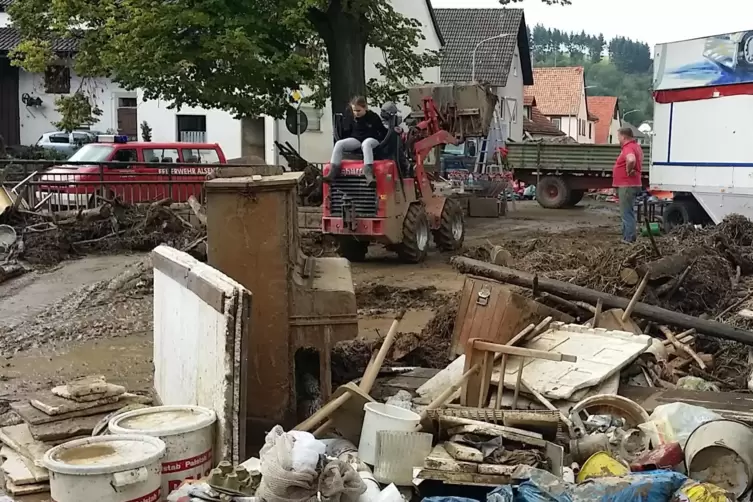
{"left": 0, "top": 261, "right": 152, "bottom": 355}
{"left": 355, "top": 282, "right": 453, "bottom": 313}
{"left": 1, "top": 200, "right": 205, "bottom": 267}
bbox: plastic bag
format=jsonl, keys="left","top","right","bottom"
{"left": 673, "top": 480, "right": 734, "bottom": 502}
{"left": 638, "top": 403, "right": 722, "bottom": 448}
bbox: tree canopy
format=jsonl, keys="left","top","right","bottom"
{"left": 529, "top": 24, "right": 653, "bottom": 125}
{"left": 10, "top": 0, "right": 572, "bottom": 131}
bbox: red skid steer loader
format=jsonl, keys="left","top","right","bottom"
{"left": 321, "top": 83, "right": 496, "bottom": 263}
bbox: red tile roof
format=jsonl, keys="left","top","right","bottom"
{"left": 523, "top": 95, "right": 536, "bottom": 107}
{"left": 525, "top": 67, "right": 584, "bottom": 116}
{"left": 587, "top": 96, "right": 619, "bottom": 144}
{"left": 524, "top": 106, "right": 565, "bottom": 137}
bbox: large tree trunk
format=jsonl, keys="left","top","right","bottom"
{"left": 309, "top": 0, "right": 368, "bottom": 116}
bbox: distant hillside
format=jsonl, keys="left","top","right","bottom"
{"left": 528, "top": 25, "right": 653, "bottom": 125}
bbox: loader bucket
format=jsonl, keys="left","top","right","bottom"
{"left": 407, "top": 83, "right": 498, "bottom": 138}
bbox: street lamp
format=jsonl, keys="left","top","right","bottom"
{"left": 622, "top": 109, "right": 640, "bottom": 120}
{"left": 472, "top": 34, "right": 511, "bottom": 82}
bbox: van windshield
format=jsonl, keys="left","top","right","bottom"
{"left": 67, "top": 144, "right": 115, "bottom": 163}
{"left": 443, "top": 144, "right": 465, "bottom": 156}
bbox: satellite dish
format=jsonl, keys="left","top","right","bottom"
{"left": 638, "top": 122, "right": 652, "bottom": 134}
{"left": 285, "top": 107, "right": 308, "bottom": 135}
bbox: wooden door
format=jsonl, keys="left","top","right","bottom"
{"left": 0, "top": 58, "right": 20, "bottom": 147}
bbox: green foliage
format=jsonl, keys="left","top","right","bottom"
{"left": 529, "top": 24, "right": 653, "bottom": 125}
{"left": 52, "top": 92, "right": 103, "bottom": 132}
{"left": 141, "top": 121, "right": 153, "bottom": 143}
{"left": 8, "top": 0, "right": 439, "bottom": 121}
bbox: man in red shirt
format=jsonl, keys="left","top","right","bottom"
{"left": 613, "top": 127, "right": 644, "bottom": 243}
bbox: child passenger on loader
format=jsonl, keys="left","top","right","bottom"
{"left": 323, "top": 96, "right": 387, "bottom": 187}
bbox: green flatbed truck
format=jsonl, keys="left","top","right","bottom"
{"left": 506, "top": 142, "right": 649, "bottom": 209}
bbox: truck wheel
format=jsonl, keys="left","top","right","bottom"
{"left": 738, "top": 31, "right": 753, "bottom": 70}
{"left": 536, "top": 176, "right": 571, "bottom": 209}
{"left": 663, "top": 200, "right": 696, "bottom": 232}
{"left": 433, "top": 199, "right": 465, "bottom": 251}
{"left": 336, "top": 238, "right": 369, "bottom": 262}
{"left": 396, "top": 204, "right": 430, "bottom": 263}
{"left": 566, "top": 190, "right": 585, "bottom": 207}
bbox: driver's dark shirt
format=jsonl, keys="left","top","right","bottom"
{"left": 343, "top": 110, "right": 387, "bottom": 143}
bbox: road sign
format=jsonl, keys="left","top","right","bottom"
{"left": 285, "top": 107, "right": 308, "bottom": 135}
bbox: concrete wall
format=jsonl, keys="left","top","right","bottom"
{"left": 17, "top": 69, "right": 131, "bottom": 145}
{"left": 152, "top": 245, "right": 250, "bottom": 465}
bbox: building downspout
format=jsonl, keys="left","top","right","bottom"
{"left": 264, "top": 115, "right": 278, "bottom": 165}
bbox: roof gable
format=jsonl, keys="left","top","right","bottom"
{"left": 526, "top": 66, "right": 584, "bottom": 116}
{"left": 524, "top": 106, "right": 565, "bottom": 136}
{"left": 587, "top": 96, "right": 618, "bottom": 144}
{"left": 434, "top": 8, "right": 532, "bottom": 87}
{"left": 0, "top": 27, "right": 78, "bottom": 53}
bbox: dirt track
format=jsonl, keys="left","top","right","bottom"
{"left": 0, "top": 201, "right": 621, "bottom": 408}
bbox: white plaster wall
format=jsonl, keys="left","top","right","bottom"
{"left": 608, "top": 116, "right": 621, "bottom": 144}
{"left": 152, "top": 245, "right": 249, "bottom": 464}
{"left": 17, "top": 69, "right": 130, "bottom": 145}
{"left": 136, "top": 92, "right": 243, "bottom": 159}
{"left": 0, "top": 12, "right": 10, "bottom": 27}
{"left": 497, "top": 48, "right": 524, "bottom": 141}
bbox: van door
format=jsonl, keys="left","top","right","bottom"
{"left": 142, "top": 147, "right": 180, "bottom": 201}
{"left": 106, "top": 147, "right": 139, "bottom": 203}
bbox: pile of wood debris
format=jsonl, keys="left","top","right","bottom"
{"left": 0, "top": 197, "right": 207, "bottom": 271}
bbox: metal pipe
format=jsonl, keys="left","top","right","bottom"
{"left": 472, "top": 34, "right": 511, "bottom": 82}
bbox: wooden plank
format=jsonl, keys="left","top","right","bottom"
{"left": 416, "top": 468, "right": 512, "bottom": 487}
{"left": 0, "top": 424, "right": 53, "bottom": 467}
{"left": 28, "top": 413, "right": 107, "bottom": 442}
{"left": 12, "top": 393, "right": 152, "bottom": 425}
{"left": 5, "top": 479, "right": 49, "bottom": 496}
{"left": 619, "top": 385, "right": 753, "bottom": 423}
{"left": 447, "top": 423, "right": 546, "bottom": 448}
{"left": 424, "top": 444, "right": 478, "bottom": 473}
{"left": 477, "top": 464, "right": 518, "bottom": 476}
{"left": 444, "top": 441, "right": 484, "bottom": 463}
{"left": 1, "top": 446, "right": 48, "bottom": 485}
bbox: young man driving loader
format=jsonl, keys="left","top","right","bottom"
{"left": 323, "top": 96, "right": 388, "bottom": 187}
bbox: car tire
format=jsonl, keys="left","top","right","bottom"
{"left": 663, "top": 200, "right": 698, "bottom": 232}
{"left": 738, "top": 31, "right": 753, "bottom": 70}
{"left": 536, "top": 176, "right": 571, "bottom": 209}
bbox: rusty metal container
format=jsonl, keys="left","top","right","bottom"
{"left": 407, "top": 83, "right": 498, "bottom": 138}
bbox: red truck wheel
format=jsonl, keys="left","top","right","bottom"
{"left": 396, "top": 204, "right": 429, "bottom": 263}
{"left": 433, "top": 199, "right": 465, "bottom": 251}
{"left": 536, "top": 176, "right": 571, "bottom": 209}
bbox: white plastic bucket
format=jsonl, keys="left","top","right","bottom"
{"left": 357, "top": 403, "right": 420, "bottom": 465}
{"left": 43, "top": 435, "right": 165, "bottom": 502}
{"left": 109, "top": 405, "right": 216, "bottom": 499}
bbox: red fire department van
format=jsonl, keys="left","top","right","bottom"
{"left": 37, "top": 135, "right": 227, "bottom": 207}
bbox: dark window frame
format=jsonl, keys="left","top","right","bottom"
{"left": 44, "top": 65, "right": 71, "bottom": 94}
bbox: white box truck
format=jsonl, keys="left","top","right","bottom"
{"left": 652, "top": 30, "right": 753, "bottom": 229}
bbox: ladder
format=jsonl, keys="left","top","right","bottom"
{"left": 474, "top": 104, "right": 506, "bottom": 173}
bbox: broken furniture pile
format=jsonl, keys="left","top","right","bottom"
{"left": 0, "top": 375, "right": 151, "bottom": 498}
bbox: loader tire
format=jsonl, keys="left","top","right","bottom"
{"left": 396, "top": 204, "right": 430, "bottom": 263}
{"left": 336, "top": 238, "right": 369, "bottom": 262}
{"left": 433, "top": 199, "right": 465, "bottom": 251}
{"left": 536, "top": 176, "right": 571, "bottom": 209}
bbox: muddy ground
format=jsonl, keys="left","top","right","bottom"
{"left": 0, "top": 201, "right": 620, "bottom": 407}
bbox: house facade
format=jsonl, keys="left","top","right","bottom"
{"left": 434, "top": 8, "right": 533, "bottom": 142}
{"left": 0, "top": 0, "right": 444, "bottom": 166}
{"left": 0, "top": 1, "right": 137, "bottom": 147}
{"left": 587, "top": 96, "right": 620, "bottom": 144}
{"left": 524, "top": 67, "right": 596, "bottom": 144}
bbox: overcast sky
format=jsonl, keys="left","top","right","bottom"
{"left": 431, "top": 0, "right": 753, "bottom": 48}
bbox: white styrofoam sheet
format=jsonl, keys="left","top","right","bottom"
{"left": 153, "top": 245, "right": 249, "bottom": 464}
{"left": 490, "top": 323, "right": 651, "bottom": 400}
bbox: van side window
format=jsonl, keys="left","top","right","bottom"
{"left": 144, "top": 148, "right": 179, "bottom": 163}
{"left": 181, "top": 148, "right": 220, "bottom": 164}
{"left": 113, "top": 149, "right": 138, "bottom": 163}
